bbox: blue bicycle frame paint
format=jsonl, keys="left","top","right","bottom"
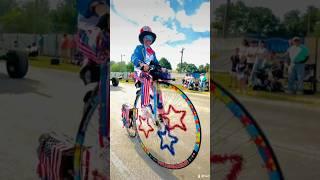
{"left": 100, "top": 63, "right": 108, "bottom": 137}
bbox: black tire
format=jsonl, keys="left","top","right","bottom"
{"left": 111, "top": 77, "right": 119, "bottom": 87}
{"left": 6, "top": 50, "right": 28, "bottom": 78}
{"left": 133, "top": 82, "right": 202, "bottom": 169}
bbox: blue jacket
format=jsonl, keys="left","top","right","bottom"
{"left": 131, "top": 45, "right": 159, "bottom": 68}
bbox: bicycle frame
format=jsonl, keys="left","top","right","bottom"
{"left": 98, "top": 61, "right": 110, "bottom": 147}
{"left": 137, "top": 71, "right": 173, "bottom": 127}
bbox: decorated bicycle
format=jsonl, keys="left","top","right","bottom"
{"left": 121, "top": 26, "right": 202, "bottom": 169}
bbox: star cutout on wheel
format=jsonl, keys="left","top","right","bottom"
{"left": 157, "top": 127, "right": 178, "bottom": 156}
{"left": 161, "top": 104, "right": 187, "bottom": 132}
{"left": 138, "top": 115, "right": 154, "bottom": 138}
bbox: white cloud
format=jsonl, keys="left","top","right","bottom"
{"left": 176, "top": 2, "right": 210, "bottom": 32}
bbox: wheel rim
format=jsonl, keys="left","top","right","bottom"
{"left": 212, "top": 81, "right": 283, "bottom": 180}
{"left": 134, "top": 82, "right": 201, "bottom": 169}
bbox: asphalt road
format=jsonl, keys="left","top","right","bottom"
{"left": 238, "top": 96, "right": 320, "bottom": 180}
{"left": 0, "top": 63, "right": 85, "bottom": 179}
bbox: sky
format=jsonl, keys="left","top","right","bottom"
{"left": 213, "top": 0, "right": 320, "bottom": 19}
{"left": 110, "top": 0, "right": 210, "bottom": 69}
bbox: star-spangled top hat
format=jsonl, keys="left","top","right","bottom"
{"left": 139, "top": 26, "right": 157, "bottom": 45}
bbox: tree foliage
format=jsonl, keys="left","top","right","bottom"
{"left": 0, "top": 0, "right": 77, "bottom": 33}
{"left": 214, "top": 2, "right": 320, "bottom": 37}
{"left": 159, "top": 57, "right": 172, "bottom": 70}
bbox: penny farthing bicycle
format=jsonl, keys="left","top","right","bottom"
{"left": 211, "top": 81, "right": 284, "bottom": 180}
{"left": 121, "top": 64, "right": 202, "bottom": 169}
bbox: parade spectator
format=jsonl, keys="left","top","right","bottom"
{"left": 199, "top": 73, "right": 207, "bottom": 91}
{"left": 38, "top": 34, "right": 44, "bottom": 56}
{"left": 230, "top": 48, "right": 240, "bottom": 88}
{"left": 251, "top": 41, "right": 268, "bottom": 86}
{"left": 286, "top": 37, "right": 309, "bottom": 95}
{"left": 247, "top": 40, "right": 258, "bottom": 86}
{"left": 31, "top": 42, "right": 39, "bottom": 57}
{"left": 60, "top": 34, "right": 71, "bottom": 63}
{"left": 236, "top": 54, "right": 248, "bottom": 94}
{"left": 239, "top": 39, "right": 249, "bottom": 59}
{"left": 26, "top": 45, "right": 32, "bottom": 56}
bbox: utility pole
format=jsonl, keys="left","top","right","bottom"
{"left": 121, "top": 54, "right": 125, "bottom": 63}
{"left": 222, "top": 0, "right": 231, "bottom": 38}
{"left": 180, "top": 48, "right": 185, "bottom": 73}
{"left": 121, "top": 54, "right": 125, "bottom": 72}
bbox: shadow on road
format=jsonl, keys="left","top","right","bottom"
{"left": 0, "top": 73, "right": 51, "bottom": 98}
{"left": 110, "top": 85, "right": 125, "bottom": 92}
{"left": 128, "top": 137, "right": 178, "bottom": 180}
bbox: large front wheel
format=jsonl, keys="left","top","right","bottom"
{"left": 134, "top": 82, "right": 201, "bottom": 169}
{"left": 74, "top": 94, "right": 109, "bottom": 180}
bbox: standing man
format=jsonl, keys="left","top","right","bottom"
{"left": 247, "top": 40, "right": 258, "bottom": 86}
{"left": 286, "top": 37, "right": 309, "bottom": 95}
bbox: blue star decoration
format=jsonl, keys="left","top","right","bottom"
{"left": 157, "top": 127, "right": 179, "bottom": 156}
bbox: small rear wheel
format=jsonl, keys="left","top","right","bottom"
{"left": 6, "top": 50, "right": 28, "bottom": 78}
{"left": 111, "top": 77, "right": 119, "bottom": 87}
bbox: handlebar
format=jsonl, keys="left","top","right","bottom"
{"left": 140, "top": 64, "right": 175, "bottom": 82}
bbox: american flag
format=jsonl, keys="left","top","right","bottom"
{"left": 77, "top": 31, "right": 98, "bottom": 61}
{"left": 37, "top": 135, "right": 72, "bottom": 180}
{"left": 77, "top": 30, "right": 109, "bottom": 65}
{"left": 142, "top": 77, "right": 152, "bottom": 106}
{"left": 121, "top": 105, "right": 130, "bottom": 127}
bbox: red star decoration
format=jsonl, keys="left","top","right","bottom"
{"left": 138, "top": 115, "right": 154, "bottom": 138}
{"left": 162, "top": 104, "right": 187, "bottom": 132}
{"left": 211, "top": 154, "right": 243, "bottom": 180}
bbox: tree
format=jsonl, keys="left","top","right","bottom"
{"left": 111, "top": 61, "right": 131, "bottom": 72}
{"left": 176, "top": 62, "right": 188, "bottom": 73}
{"left": 283, "top": 10, "right": 306, "bottom": 37}
{"left": 214, "top": 2, "right": 298, "bottom": 37}
{"left": 198, "top": 65, "right": 206, "bottom": 73}
{"left": 185, "top": 63, "right": 198, "bottom": 73}
{"left": 205, "top": 63, "right": 210, "bottom": 72}
{"left": 49, "top": 0, "right": 77, "bottom": 33}
{"left": 159, "top": 57, "right": 172, "bottom": 70}
{"left": 302, "top": 6, "right": 320, "bottom": 35}
{"left": 111, "top": 62, "right": 121, "bottom": 72}
{"left": 127, "top": 62, "right": 134, "bottom": 72}
{"left": 0, "top": 0, "right": 17, "bottom": 16}
{"left": 245, "top": 7, "right": 280, "bottom": 36}
{"left": 0, "top": 0, "right": 51, "bottom": 33}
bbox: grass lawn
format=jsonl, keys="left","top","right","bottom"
{"left": 29, "top": 56, "right": 81, "bottom": 73}
{"left": 214, "top": 72, "right": 320, "bottom": 105}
